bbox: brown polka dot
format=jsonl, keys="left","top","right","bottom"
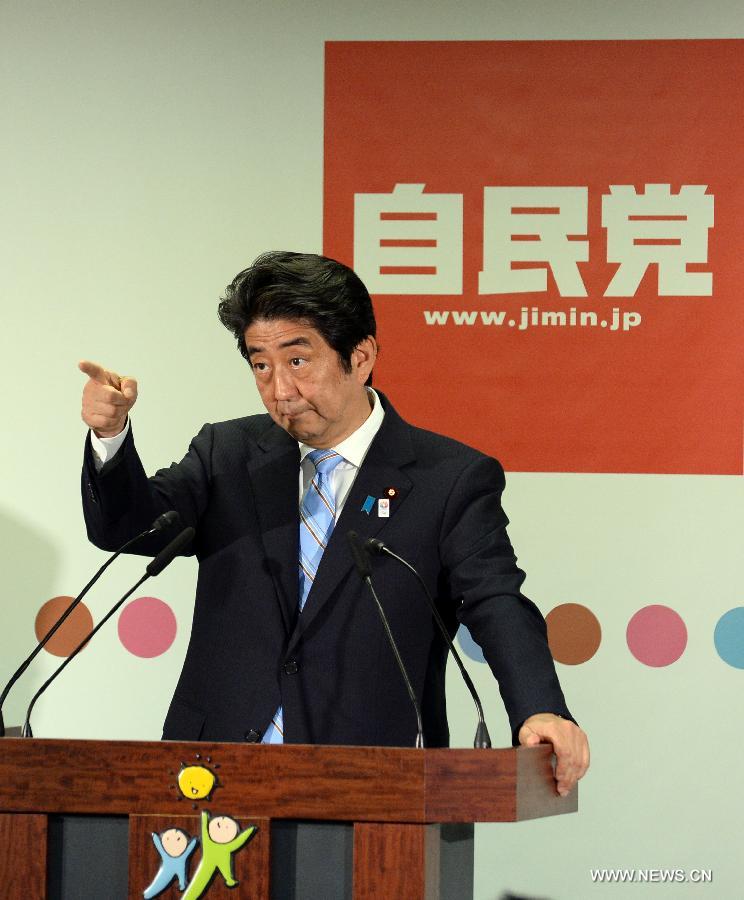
{"left": 35, "top": 596, "right": 94, "bottom": 658}
{"left": 545, "top": 603, "right": 601, "bottom": 665}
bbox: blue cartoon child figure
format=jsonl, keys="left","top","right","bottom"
{"left": 143, "top": 827, "right": 199, "bottom": 898}
{"left": 181, "top": 811, "right": 257, "bottom": 899}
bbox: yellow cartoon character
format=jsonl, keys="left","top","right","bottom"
{"left": 177, "top": 764, "right": 217, "bottom": 800}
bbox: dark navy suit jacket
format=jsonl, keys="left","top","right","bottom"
{"left": 82, "top": 395, "right": 572, "bottom": 747}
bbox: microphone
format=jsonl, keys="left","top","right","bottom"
{"left": 364, "top": 537, "right": 492, "bottom": 749}
{"left": 20, "top": 525, "right": 195, "bottom": 738}
{"left": 347, "top": 529, "right": 373, "bottom": 579}
{"left": 146, "top": 526, "right": 194, "bottom": 576}
{"left": 347, "top": 530, "right": 424, "bottom": 748}
{"left": 0, "top": 510, "right": 180, "bottom": 738}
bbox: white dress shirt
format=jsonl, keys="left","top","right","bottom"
{"left": 298, "top": 388, "right": 384, "bottom": 518}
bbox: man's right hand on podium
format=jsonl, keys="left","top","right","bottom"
{"left": 79, "top": 359, "right": 138, "bottom": 438}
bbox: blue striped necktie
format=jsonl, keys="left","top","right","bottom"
{"left": 263, "top": 448, "right": 344, "bottom": 744}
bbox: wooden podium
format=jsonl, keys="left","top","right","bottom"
{"left": 0, "top": 738, "right": 576, "bottom": 899}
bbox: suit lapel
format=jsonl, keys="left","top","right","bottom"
{"left": 247, "top": 420, "right": 301, "bottom": 635}
{"left": 286, "top": 399, "right": 416, "bottom": 654}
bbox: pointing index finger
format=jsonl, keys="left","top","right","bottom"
{"left": 78, "top": 359, "right": 120, "bottom": 388}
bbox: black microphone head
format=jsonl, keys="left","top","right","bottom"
{"left": 364, "top": 537, "right": 386, "bottom": 555}
{"left": 151, "top": 510, "right": 180, "bottom": 532}
{"left": 347, "top": 530, "right": 372, "bottom": 579}
{"left": 146, "top": 526, "right": 195, "bottom": 577}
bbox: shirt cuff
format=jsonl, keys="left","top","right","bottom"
{"left": 90, "top": 420, "right": 130, "bottom": 471}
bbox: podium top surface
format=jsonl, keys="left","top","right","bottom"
{"left": 3, "top": 737, "right": 576, "bottom": 823}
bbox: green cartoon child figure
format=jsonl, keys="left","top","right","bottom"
{"left": 181, "top": 811, "right": 257, "bottom": 899}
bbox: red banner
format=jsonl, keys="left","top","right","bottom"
{"left": 324, "top": 40, "right": 744, "bottom": 474}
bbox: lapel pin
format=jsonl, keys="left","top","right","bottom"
{"left": 361, "top": 495, "right": 375, "bottom": 515}
{"left": 377, "top": 498, "right": 390, "bottom": 518}
{"left": 385, "top": 487, "right": 398, "bottom": 499}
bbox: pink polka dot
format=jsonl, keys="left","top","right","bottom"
{"left": 626, "top": 604, "right": 687, "bottom": 667}
{"left": 117, "top": 596, "right": 177, "bottom": 658}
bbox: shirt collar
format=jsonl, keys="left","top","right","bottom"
{"left": 299, "top": 388, "right": 385, "bottom": 468}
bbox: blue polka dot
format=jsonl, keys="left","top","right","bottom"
{"left": 457, "top": 624, "right": 485, "bottom": 663}
{"left": 714, "top": 607, "right": 744, "bottom": 669}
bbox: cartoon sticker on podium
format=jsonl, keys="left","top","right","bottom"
{"left": 180, "top": 811, "right": 257, "bottom": 898}
{"left": 177, "top": 762, "right": 217, "bottom": 801}
{"left": 143, "top": 757, "right": 258, "bottom": 898}
{"left": 143, "top": 828, "right": 199, "bottom": 898}
{"left": 143, "top": 814, "right": 256, "bottom": 899}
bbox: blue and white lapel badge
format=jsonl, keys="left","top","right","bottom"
{"left": 361, "top": 488, "right": 398, "bottom": 517}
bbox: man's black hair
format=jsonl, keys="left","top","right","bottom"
{"left": 217, "top": 251, "right": 377, "bottom": 380}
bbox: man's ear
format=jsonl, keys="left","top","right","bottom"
{"left": 351, "top": 336, "right": 378, "bottom": 383}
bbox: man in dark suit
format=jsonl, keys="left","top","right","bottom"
{"left": 80, "top": 251, "right": 589, "bottom": 796}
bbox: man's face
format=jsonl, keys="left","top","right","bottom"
{"left": 244, "top": 318, "right": 376, "bottom": 448}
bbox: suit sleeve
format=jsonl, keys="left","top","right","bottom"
{"left": 81, "top": 422, "right": 213, "bottom": 554}
{"left": 438, "top": 453, "right": 574, "bottom": 744}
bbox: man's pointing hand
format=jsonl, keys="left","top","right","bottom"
{"left": 78, "top": 359, "right": 138, "bottom": 438}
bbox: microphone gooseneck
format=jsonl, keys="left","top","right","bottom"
{"left": 0, "top": 511, "right": 180, "bottom": 737}
{"left": 364, "top": 536, "right": 492, "bottom": 750}
{"left": 347, "top": 531, "right": 424, "bottom": 748}
{"left": 20, "top": 525, "right": 194, "bottom": 738}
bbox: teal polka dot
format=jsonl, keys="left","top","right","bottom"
{"left": 457, "top": 624, "right": 485, "bottom": 664}
{"left": 714, "top": 607, "right": 744, "bottom": 669}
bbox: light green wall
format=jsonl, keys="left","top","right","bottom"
{"left": 2, "top": 2, "right": 742, "bottom": 897}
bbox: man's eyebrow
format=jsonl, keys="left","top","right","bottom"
{"left": 246, "top": 336, "right": 313, "bottom": 357}
{"left": 279, "top": 337, "right": 312, "bottom": 350}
